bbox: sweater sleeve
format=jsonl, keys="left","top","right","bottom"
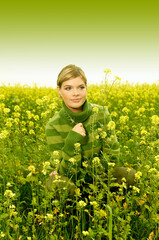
{"left": 45, "top": 123, "right": 84, "bottom": 179}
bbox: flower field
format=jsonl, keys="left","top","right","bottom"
{"left": 0, "top": 75, "right": 159, "bottom": 239}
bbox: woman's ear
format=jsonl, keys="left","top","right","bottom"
{"left": 57, "top": 86, "right": 62, "bottom": 98}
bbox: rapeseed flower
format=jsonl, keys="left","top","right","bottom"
{"left": 92, "top": 157, "right": 100, "bottom": 165}
{"left": 4, "top": 190, "right": 16, "bottom": 198}
{"left": 53, "top": 151, "right": 59, "bottom": 156}
{"left": 90, "top": 201, "right": 98, "bottom": 208}
{"left": 107, "top": 120, "right": 116, "bottom": 130}
{"left": 108, "top": 162, "right": 115, "bottom": 167}
{"left": 119, "top": 116, "right": 129, "bottom": 124}
{"left": 29, "top": 129, "right": 35, "bottom": 135}
{"left": 82, "top": 161, "right": 88, "bottom": 168}
{"left": 74, "top": 143, "right": 81, "bottom": 151}
{"left": 14, "top": 105, "right": 21, "bottom": 112}
{"left": 36, "top": 99, "right": 43, "bottom": 105}
{"left": 104, "top": 68, "right": 111, "bottom": 74}
{"left": 132, "top": 186, "right": 140, "bottom": 193}
{"left": 78, "top": 200, "right": 87, "bottom": 208}
{"left": 135, "top": 171, "right": 142, "bottom": 180}
{"left": 68, "top": 158, "right": 76, "bottom": 164}
{"left": 101, "top": 131, "right": 107, "bottom": 138}
{"left": 151, "top": 115, "right": 159, "bottom": 125}
{"left": 33, "top": 115, "right": 39, "bottom": 121}
{"left": 42, "top": 161, "right": 50, "bottom": 175}
{"left": 0, "top": 94, "right": 5, "bottom": 100}
{"left": 93, "top": 106, "right": 99, "bottom": 113}
{"left": 0, "top": 129, "right": 9, "bottom": 139}
{"left": 28, "top": 165, "right": 36, "bottom": 174}
{"left": 0, "top": 232, "right": 5, "bottom": 238}
{"left": 3, "top": 108, "right": 10, "bottom": 114}
{"left": 26, "top": 111, "right": 33, "bottom": 119}
{"left": 45, "top": 213, "right": 53, "bottom": 221}
{"left": 154, "top": 155, "right": 159, "bottom": 162}
{"left": 82, "top": 231, "right": 89, "bottom": 236}
{"left": 7, "top": 182, "right": 12, "bottom": 187}
{"left": 122, "top": 107, "right": 130, "bottom": 114}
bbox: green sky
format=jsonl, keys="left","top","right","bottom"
{"left": 0, "top": 1, "right": 159, "bottom": 87}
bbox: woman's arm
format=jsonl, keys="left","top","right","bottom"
{"left": 45, "top": 122, "right": 85, "bottom": 179}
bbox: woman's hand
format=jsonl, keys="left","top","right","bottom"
{"left": 72, "top": 123, "right": 86, "bottom": 137}
{"left": 50, "top": 170, "right": 58, "bottom": 176}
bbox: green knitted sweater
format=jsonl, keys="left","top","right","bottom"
{"left": 45, "top": 100, "right": 120, "bottom": 181}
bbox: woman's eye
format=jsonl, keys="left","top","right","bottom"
{"left": 65, "top": 87, "right": 71, "bottom": 90}
{"left": 79, "top": 86, "right": 85, "bottom": 90}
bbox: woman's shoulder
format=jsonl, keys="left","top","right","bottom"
{"left": 45, "top": 111, "right": 61, "bottom": 128}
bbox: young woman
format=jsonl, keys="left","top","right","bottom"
{"left": 45, "top": 64, "right": 135, "bottom": 193}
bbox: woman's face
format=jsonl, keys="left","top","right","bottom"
{"left": 57, "top": 77, "right": 87, "bottom": 113}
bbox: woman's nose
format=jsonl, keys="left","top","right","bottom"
{"left": 73, "top": 89, "right": 79, "bottom": 95}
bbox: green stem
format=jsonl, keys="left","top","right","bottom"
{"left": 106, "top": 205, "right": 112, "bottom": 240}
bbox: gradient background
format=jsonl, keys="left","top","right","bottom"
{"left": 0, "top": 1, "right": 159, "bottom": 87}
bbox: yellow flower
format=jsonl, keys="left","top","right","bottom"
{"left": 68, "top": 158, "right": 76, "bottom": 164}
{"left": 101, "top": 131, "right": 107, "bottom": 138}
{"left": 108, "top": 162, "right": 115, "bottom": 167}
{"left": 53, "top": 159, "right": 60, "bottom": 166}
{"left": 74, "top": 143, "right": 81, "bottom": 150}
{"left": 107, "top": 120, "right": 116, "bottom": 130}
{"left": 4, "top": 190, "right": 16, "bottom": 198}
{"left": 29, "top": 121, "right": 34, "bottom": 127}
{"left": 90, "top": 201, "right": 98, "bottom": 208}
{"left": 5, "top": 121, "right": 13, "bottom": 127}
{"left": 154, "top": 155, "right": 159, "bottom": 162}
{"left": 53, "top": 151, "right": 59, "bottom": 156}
{"left": 78, "top": 200, "right": 87, "bottom": 208}
{"left": 0, "top": 94, "right": 5, "bottom": 100}
{"left": 0, "top": 129, "right": 9, "bottom": 139}
{"left": 82, "top": 231, "right": 89, "bottom": 236}
{"left": 119, "top": 116, "right": 129, "bottom": 124}
{"left": 26, "top": 111, "right": 33, "bottom": 119}
{"left": 122, "top": 107, "right": 130, "bottom": 115}
{"left": 96, "top": 135, "right": 100, "bottom": 139}
{"left": 43, "top": 162, "right": 50, "bottom": 168}
{"left": 148, "top": 168, "right": 157, "bottom": 174}
{"left": 45, "top": 213, "right": 53, "bottom": 221}
{"left": 151, "top": 115, "right": 159, "bottom": 125}
{"left": 111, "top": 111, "right": 118, "bottom": 117}
{"left": 3, "top": 108, "right": 10, "bottom": 114}
{"left": 36, "top": 99, "right": 43, "bottom": 105}
{"left": 29, "top": 129, "right": 35, "bottom": 135}
{"left": 0, "top": 232, "right": 5, "bottom": 238}
{"left": 75, "top": 188, "right": 82, "bottom": 197}
{"left": 121, "top": 177, "right": 126, "bottom": 182}
{"left": 14, "top": 105, "right": 21, "bottom": 112}
{"left": 93, "top": 106, "right": 99, "bottom": 113}
{"left": 34, "top": 115, "right": 39, "bottom": 121}
{"left": 92, "top": 157, "right": 100, "bottom": 165}
{"left": 132, "top": 186, "right": 140, "bottom": 193}
{"left": 7, "top": 182, "right": 12, "bottom": 187}
{"left": 135, "top": 171, "right": 142, "bottom": 180}
{"left": 28, "top": 165, "right": 36, "bottom": 173}
{"left": 104, "top": 68, "right": 111, "bottom": 74}
{"left": 99, "top": 209, "right": 107, "bottom": 218}
{"left": 82, "top": 161, "right": 88, "bottom": 168}
{"left": 114, "top": 75, "right": 121, "bottom": 81}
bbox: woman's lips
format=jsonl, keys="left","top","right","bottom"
{"left": 71, "top": 99, "right": 81, "bottom": 102}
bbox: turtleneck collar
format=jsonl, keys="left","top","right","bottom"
{"left": 61, "top": 100, "right": 92, "bottom": 124}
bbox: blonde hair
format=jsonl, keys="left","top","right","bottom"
{"left": 57, "top": 64, "right": 87, "bottom": 88}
